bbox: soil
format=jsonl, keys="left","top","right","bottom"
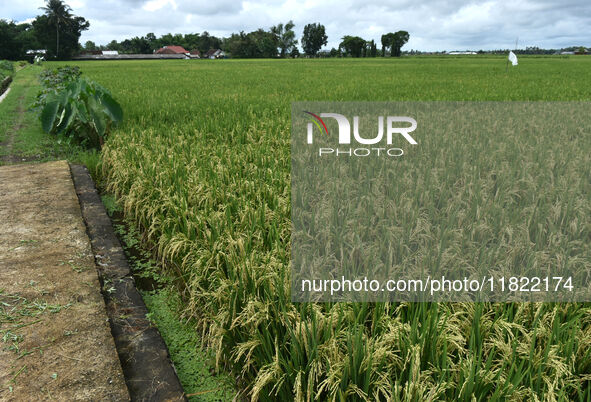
{"left": 0, "top": 161, "right": 129, "bottom": 401}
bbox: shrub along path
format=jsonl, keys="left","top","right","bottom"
{"left": 0, "top": 66, "right": 95, "bottom": 167}
{"left": 0, "top": 161, "right": 129, "bottom": 400}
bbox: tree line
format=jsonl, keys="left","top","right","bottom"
{"left": 0, "top": 0, "right": 88, "bottom": 60}
{"left": 88, "top": 24, "right": 408, "bottom": 58}
{"left": 0, "top": 0, "right": 409, "bottom": 60}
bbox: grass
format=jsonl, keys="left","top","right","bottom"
{"left": 142, "top": 288, "right": 237, "bottom": 401}
{"left": 0, "top": 65, "right": 100, "bottom": 171}
{"left": 47, "top": 56, "right": 591, "bottom": 400}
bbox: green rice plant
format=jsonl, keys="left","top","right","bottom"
{"left": 50, "top": 57, "right": 591, "bottom": 400}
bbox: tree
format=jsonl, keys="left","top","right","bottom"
{"left": 32, "top": 13, "right": 88, "bottom": 59}
{"left": 381, "top": 33, "right": 394, "bottom": 56}
{"left": 84, "top": 40, "right": 96, "bottom": 51}
{"left": 271, "top": 21, "right": 298, "bottom": 57}
{"left": 224, "top": 29, "right": 278, "bottom": 58}
{"left": 197, "top": 31, "right": 222, "bottom": 53}
{"left": 381, "top": 31, "right": 409, "bottom": 57}
{"left": 368, "top": 40, "right": 377, "bottom": 57}
{"left": 35, "top": 1, "right": 88, "bottom": 59}
{"left": 339, "top": 36, "right": 366, "bottom": 58}
{"left": 391, "top": 30, "right": 409, "bottom": 57}
{"left": 301, "top": 23, "right": 327, "bottom": 57}
{"left": 130, "top": 36, "right": 151, "bottom": 53}
{"left": 106, "top": 40, "right": 120, "bottom": 51}
{"left": 250, "top": 29, "right": 278, "bottom": 57}
{"left": 0, "top": 20, "right": 41, "bottom": 60}
{"left": 39, "top": 0, "right": 81, "bottom": 59}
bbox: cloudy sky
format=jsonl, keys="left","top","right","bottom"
{"left": 2, "top": 0, "right": 590, "bottom": 51}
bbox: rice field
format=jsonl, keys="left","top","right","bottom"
{"left": 57, "top": 56, "right": 591, "bottom": 400}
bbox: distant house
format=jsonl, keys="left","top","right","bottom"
{"left": 447, "top": 51, "right": 477, "bottom": 55}
{"left": 102, "top": 50, "right": 118, "bottom": 55}
{"left": 155, "top": 46, "right": 189, "bottom": 55}
{"left": 560, "top": 51, "right": 575, "bottom": 55}
{"left": 205, "top": 49, "right": 225, "bottom": 59}
{"left": 189, "top": 49, "right": 201, "bottom": 59}
{"left": 25, "top": 49, "right": 46, "bottom": 62}
{"left": 26, "top": 49, "right": 47, "bottom": 56}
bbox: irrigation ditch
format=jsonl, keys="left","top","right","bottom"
{"left": 69, "top": 163, "right": 187, "bottom": 401}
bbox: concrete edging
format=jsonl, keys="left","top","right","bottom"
{"left": 69, "top": 163, "right": 187, "bottom": 402}
{"left": 0, "top": 76, "right": 12, "bottom": 101}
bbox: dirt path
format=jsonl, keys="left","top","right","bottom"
{"left": 0, "top": 161, "right": 129, "bottom": 401}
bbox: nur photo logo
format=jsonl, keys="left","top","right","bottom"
{"left": 304, "top": 110, "right": 418, "bottom": 157}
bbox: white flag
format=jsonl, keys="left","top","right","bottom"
{"left": 508, "top": 51, "right": 518, "bottom": 66}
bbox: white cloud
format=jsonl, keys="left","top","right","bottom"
{"left": 143, "top": 0, "right": 177, "bottom": 12}
{"left": 2, "top": 0, "right": 590, "bottom": 51}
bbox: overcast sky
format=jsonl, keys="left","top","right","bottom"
{"left": 2, "top": 0, "right": 590, "bottom": 51}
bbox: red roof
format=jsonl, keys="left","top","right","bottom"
{"left": 155, "top": 45, "right": 188, "bottom": 54}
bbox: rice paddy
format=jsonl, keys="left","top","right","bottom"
{"left": 56, "top": 56, "right": 591, "bottom": 400}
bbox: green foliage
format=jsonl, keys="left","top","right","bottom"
{"left": 70, "top": 57, "right": 591, "bottom": 401}
{"left": 302, "top": 23, "right": 328, "bottom": 56}
{"left": 142, "top": 288, "right": 237, "bottom": 401}
{"left": 0, "top": 60, "right": 15, "bottom": 84}
{"left": 39, "top": 65, "right": 81, "bottom": 88}
{"left": 33, "top": 66, "right": 81, "bottom": 108}
{"left": 108, "top": 31, "right": 223, "bottom": 55}
{"left": 0, "top": 60, "right": 15, "bottom": 74}
{"left": 225, "top": 29, "right": 279, "bottom": 58}
{"left": 0, "top": 2, "right": 88, "bottom": 61}
{"left": 0, "top": 20, "right": 41, "bottom": 61}
{"left": 38, "top": 75, "right": 122, "bottom": 148}
{"left": 36, "top": 0, "right": 89, "bottom": 60}
{"left": 270, "top": 21, "right": 298, "bottom": 58}
{"left": 339, "top": 36, "right": 367, "bottom": 57}
{"left": 100, "top": 194, "right": 120, "bottom": 217}
{"left": 381, "top": 31, "right": 410, "bottom": 57}
{"left": 32, "top": 65, "right": 121, "bottom": 149}
{"left": 0, "top": 64, "right": 106, "bottom": 172}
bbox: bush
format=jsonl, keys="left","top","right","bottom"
{"left": 0, "top": 60, "right": 14, "bottom": 74}
{"left": 33, "top": 66, "right": 81, "bottom": 109}
{"left": 40, "top": 77, "right": 123, "bottom": 148}
{"left": 0, "top": 60, "right": 15, "bottom": 83}
{"left": 0, "top": 60, "right": 14, "bottom": 95}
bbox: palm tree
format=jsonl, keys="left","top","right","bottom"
{"left": 40, "top": 0, "right": 72, "bottom": 59}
